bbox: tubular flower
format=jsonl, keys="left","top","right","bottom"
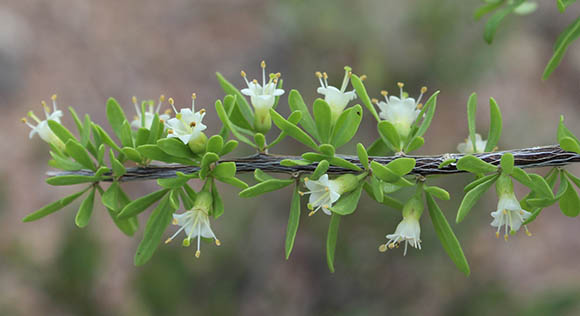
{"left": 240, "top": 60, "right": 284, "bottom": 133}
{"left": 299, "top": 174, "right": 359, "bottom": 216}
{"left": 22, "top": 94, "right": 65, "bottom": 150}
{"left": 457, "top": 133, "right": 488, "bottom": 154}
{"left": 130, "top": 95, "right": 171, "bottom": 129}
{"left": 165, "top": 191, "right": 220, "bottom": 258}
{"left": 379, "top": 195, "right": 423, "bottom": 256}
{"left": 374, "top": 83, "right": 427, "bottom": 141}
{"left": 165, "top": 94, "right": 208, "bottom": 153}
{"left": 315, "top": 66, "right": 357, "bottom": 123}
{"left": 491, "top": 174, "right": 532, "bottom": 240}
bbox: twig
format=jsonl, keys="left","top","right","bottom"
{"left": 47, "top": 145, "right": 580, "bottom": 182}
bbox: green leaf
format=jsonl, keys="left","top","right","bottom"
{"left": 254, "top": 133, "right": 266, "bottom": 150}
{"left": 157, "top": 138, "right": 196, "bottom": 159}
{"left": 510, "top": 167, "right": 531, "bottom": 187}
{"left": 239, "top": 179, "right": 294, "bottom": 198}
{"left": 137, "top": 145, "right": 194, "bottom": 165}
{"left": 330, "top": 185, "right": 363, "bottom": 215}
{"left": 92, "top": 123, "right": 122, "bottom": 152}
{"left": 319, "top": 144, "right": 335, "bottom": 158}
{"left": 464, "top": 174, "right": 500, "bottom": 193}
{"left": 134, "top": 195, "right": 177, "bottom": 266}
{"left": 270, "top": 109, "right": 319, "bottom": 151}
{"left": 439, "top": 158, "right": 456, "bottom": 169}
{"left": 413, "top": 91, "right": 439, "bottom": 139}
{"left": 559, "top": 177, "right": 580, "bottom": 217}
{"left": 456, "top": 175, "right": 497, "bottom": 223}
{"left": 377, "top": 121, "right": 401, "bottom": 151}
{"left": 483, "top": 0, "right": 524, "bottom": 44}
{"left": 288, "top": 89, "right": 319, "bottom": 141}
{"left": 351, "top": 74, "right": 380, "bottom": 122}
{"left": 474, "top": 1, "right": 504, "bottom": 20}
{"left": 223, "top": 94, "right": 253, "bottom": 131}
{"left": 213, "top": 161, "right": 236, "bottom": 179}
{"left": 558, "top": 115, "right": 580, "bottom": 144}
{"left": 119, "top": 121, "right": 134, "bottom": 148}
{"left": 106, "top": 97, "right": 128, "bottom": 140}
{"left": 500, "top": 152, "right": 514, "bottom": 175}
{"left": 485, "top": 97, "right": 502, "bottom": 152}
{"left": 543, "top": 17, "right": 580, "bottom": 80}
{"left": 206, "top": 135, "right": 224, "bottom": 154}
{"left": 386, "top": 158, "right": 416, "bottom": 176}
{"left": 367, "top": 138, "right": 390, "bottom": 156}
{"left": 46, "top": 175, "right": 100, "bottom": 186}
{"left": 331, "top": 105, "right": 363, "bottom": 148}
{"left": 266, "top": 111, "right": 303, "bottom": 149}
{"left": 280, "top": 159, "right": 311, "bottom": 166}
{"left": 425, "top": 186, "right": 450, "bottom": 200}
{"left": 65, "top": 139, "right": 96, "bottom": 171}
{"left": 110, "top": 149, "right": 126, "bottom": 177}
{"left": 326, "top": 213, "right": 341, "bottom": 273}
{"left": 312, "top": 160, "right": 330, "bottom": 180}
{"left": 456, "top": 155, "right": 497, "bottom": 174}
{"left": 200, "top": 152, "right": 220, "bottom": 179}
{"left": 313, "top": 99, "right": 332, "bottom": 143}
{"left": 158, "top": 172, "right": 194, "bottom": 189}
{"left": 220, "top": 140, "right": 238, "bottom": 156}
{"left": 22, "top": 188, "right": 89, "bottom": 222}
{"left": 370, "top": 161, "right": 400, "bottom": 183}
{"left": 147, "top": 114, "right": 163, "bottom": 144}
{"left": 121, "top": 147, "right": 142, "bottom": 163}
{"left": 99, "top": 184, "right": 139, "bottom": 236}
{"left": 329, "top": 156, "right": 362, "bottom": 171}
{"left": 405, "top": 136, "right": 425, "bottom": 153}
{"left": 48, "top": 120, "right": 76, "bottom": 145}
{"left": 425, "top": 193, "right": 470, "bottom": 276}
{"left": 528, "top": 174, "right": 555, "bottom": 199}
{"left": 135, "top": 127, "right": 150, "bottom": 147}
{"left": 285, "top": 184, "right": 301, "bottom": 260}
{"left": 254, "top": 169, "right": 275, "bottom": 182}
{"left": 75, "top": 187, "right": 96, "bottom": 228}
{"left": 560, "top": 136, "right": 580, "bottom": 154}
{"left": 49, "top": 151, "right": 84, "bottom": 171}
{"left": 118, "top": 188, "right": 170, "bottom": 219}
{"left": 216, "top": 72, "right": 254, "bottom": 125}
{"left": 557, "top": 0, "right": 577, "bottom": 13}
{"left": 178, "top": 187, "right": 194, "bottom": 210}
{"left": 168, "top": 189, "right": 180, "bottom": 210}
{"left": 467, "top": 92, "right": 478, "bottom": 153}
{"left": 215, "top": 99, "right": 257, "bottom": 148}
{"left": 356, "top": 143, "right": 369, "bottom": 170}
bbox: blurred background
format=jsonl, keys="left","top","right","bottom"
{"left": 2, "top": 0, "right": 580, "bottom": 315}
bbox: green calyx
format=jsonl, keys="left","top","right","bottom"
{"left": 333, "top": 174, "right": 360, "bottom": 195}
{"left": 188, "top": 132, "right": 208, "bottom": 154}
{"left": 495, "top": 173, "right": 514, "bottom": 198}
{"left": 254, "top": 107, "right": 272, "bottom": 134}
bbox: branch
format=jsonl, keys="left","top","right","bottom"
{"left": 48, "top": 145, "right": 580, "bottom": 182}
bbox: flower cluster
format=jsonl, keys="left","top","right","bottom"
{"left": 315, "top": 66, "right": 357, "bottom": 123}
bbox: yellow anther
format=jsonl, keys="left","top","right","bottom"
{"left": 388, "top": 243, "right": 396, "bottom": 249}
{"left": 315, "top": 71, "right": 322, "bottom": 78}
{"left": 215, "top": 239, "right": 221, "bottom": 246}
{"left": 308, "top": 211, "right": 316, "bottom": 217}
{"left": 347, "top": 71, "right": 352, "bottom": 77}
{"left": 324, "top": 187, "right": 329, "bottom": 192}
{"left": 165, "top": 238, "right": 172, "bottom": 244}
{"left": 252, "top": 79, "right": 258, "bottom": 84}
{"left": 323, "top": 72, "right": 328, "bottom": 79}
{"left": 200, "top": 109, "right": 206, "bottom": 114}
{"left": 164, "top": 109, "right": 172, "bottom": 115}
{"left": 168, "top": 129, "right": 174, "bottom": 134}
{"left": 176, "top": 113, "right": 182, "bottom": 119}
{"left": 416, "top": 103, "right": 423, "bottom": 110}
{"left": 495, "top": 231, "right": 500, "bottom": 238}
{"left": 519, "top": 210, "right": 524, "bottom": 215}
{"left": 190, "top": 121, "right": 196, "bottom": 127}
{"left": 504, "top": 234, "right": 509, "bottom": 241}
{"left": 133, "top": 115, "right": 139, "bottom": 121}
{"left": 159, "top": 94, "right": 166, "bottom": 102}
{"left": 132, "top": 96, "right": 137, "bottom": 104}
{"left": 298, "top": 191, "right": 305, "bottom": 196}
{"left": 192, "top": 93, "right": 196, "bottom": 100}
{"left": 525, "top": 230, "right": 532, "bottom": 237}
{"left": 304, "top": 177, "right": 309, "bottom": 182}
{"left": 195, "top": 250, "right": 201, "bottom": 258}
{"left": 160, "top": 119, "right": 165, "bottom": 123}
{"left": 359, "top": 74, "right": 367, "bottom": 81}
{"left": 183, "top": 239, "right": 190, "bottom": 247}
{"left": 21, "top": 117, "right": 27, "bottom": 123}
{"left": 172, "top": 218, "right": 178, "bottom": 225}
{"left": 380, "top": 90, "right": 388, "bottom": 96}
{"left": 261, "top": 60, "right": 266, "bottom": 68}
{"left": 397, "top": 82, "right": 404, "bottom": 88}
{"left": 502, "top": 210, "right": 507, "bottom": 215}
{"left": 421, "top": 86, "right": 427, "bottom": 93}
{"left": 378, "top": 244, "right": 388, "bottom": 252}
{"left": 168, "top": 97, "right": 174, "bottom": 105}
{"left": 41, "top": 100, "right": 47, "bottom": 107}
{"left": 323, "top": 205, "right": 329, "bottom": 209}
{"left": 51, "top": 94, "right": 57, "bottom": 101}
{"left": 371, "top": 98, "right": 379, "bottom": 104}
{"left": 275, "top": 72, "right": 281, "bottom": 78}
{"left": 241, "top": 70, "right": 247, "bottom": 77}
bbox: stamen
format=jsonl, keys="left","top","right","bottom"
{"left": 172, "top": 218, "right": 178, "bottom": 225}
{"left": 304, "top": 177, "right": 309, "bottom": 182}
{"left": 168, "top": 129, "right": 173, "bottom": 134}
{"left": 156, "top": 94, "right": 165, "bottom": 113}
{"left": 371, "top": 98, "right": 379, "bottom": 104}
{"left": 183, "top": 239, "right": 190, "bottom": 247}
{"left": 195, "top": 250, "right": 201, "bottom": 258}
{"left": 165, "top": 237, "right": 173, "bottom": 244}
{"left": 51, "top": 94, "right": 58, "bottom": 112}
{"left": 308, "top": 210, "right": 316, "bottom": 216}
{"left": 41, "top": 100, "right": 50, "bottom": 116}
{"left": 359, "top": 74, "right": 367, "bottom": 81}
{"left": 525, "top": 226, "right": 532, "bottom": 236}
{"left": 241, "top": 70, "right": 247, "bottom": 78}
{"left": 261, "top": 60, "right": 266, "bottom": 86}
{"left": 190, "top": 121, "right": 196, "bottom": 127}
{"left": 504, "top": 233, "right": 509, "bottom": 241}
{"left": 215, "top": 239, "right": 221, "bottom": 246}
{"left": 168, "top": 97, "right": 178, "bottom": 113}
{"left": 323, "top": 72, "right": 329, "bottom": 87}
{"left": 397, "top": 82, "right": 404, "bottom": 98}
{"left": 164, "top": 109, "right": 172, "bottom": 115}
{"left": 340, "top": 66, "right": 352, "bottom": 92}
{"left": 378, "top": 244, "right": 388, "bottom": 252}
{"left": 21, "top": 117, "right": 27, "bottom": 123}
{"left": 27, "top": 111, "right": 41, "bottom": 123}
{"left": 416, "top": 103, "right": 423, "bottom": 110}
{"left": 199, "top": 109, "right": 206, "bottom": 114}
{"left": 191, "top": 93, "right": 196, "bottom": 111}
{"left": 496, "top": 231, "right": 500, "bottom": 238}
{"left": 298, "top": 191, "right": 305, "bottom": 196}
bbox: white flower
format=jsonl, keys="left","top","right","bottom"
{"left": 240, "top": 60, "right": 284, "bottom": 112}
{"left": 457, "top": 133, "right": 488, "bottom": 154}
{"left": 165, "top": 192, "right": 220, "bottom": 258}
{"left": 374, "top": 83, "right": 427, "bottom": 140}
{"left": 316, "top": 66, "right": 357, "bottom": 123}
{"left": 491, "top": 192, "right": 532, "bottom": 240}
{"left": 165, "top": 94, "right": 207, "bottom": 144}
{"left": 379, "top": 196, "right": 423, "bottom": 256}
{"left": 299, "top": 174, "right": 341, "bottom": 216}
{"left": 130, "top": 95, "right": 171, "bottom": 129}
{"left": 22, "top": 94, "right": 65, "bottom": 150}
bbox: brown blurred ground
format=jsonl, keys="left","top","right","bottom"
{"left": 2, "top": 1, "right": 580, "bottom": 315}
